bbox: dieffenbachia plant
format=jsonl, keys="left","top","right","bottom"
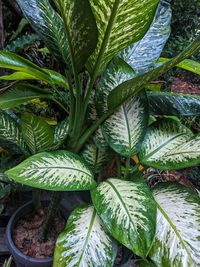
{"left": 0, "top": 0, "right": 200, "bottom": 266}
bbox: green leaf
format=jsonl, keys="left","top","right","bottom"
{"left": 81, "top": 142, "right": 112, "bottom": 173}
{"left": 53, "top": 205, "right": 117, "bottom": 267}
{"left": 148, "top": 91, "right": 200, "bottom": 116}
{"left": 57, "top": 0, "right": 98, "bottom": 72}
{"left": 52, "top": 118, "right": 69, "bottom": 149}
{"left": 6, "top": 150, "right": 96, "bottom": 191}
{"left": 102, "top": 92, "right": 148, "bottom": 157}
{"left": 93, "top": 127, "right": 109, "bottom": 151}
{"left": 17, "top": 0, "right": 68, "bottom": 63}
{"left": 96, "top": 57, "right": 136, "bottom": 115}
{"left": 0, "top": 183, "right": 11, "bottom": 200}
{"left": 21, "top": 113, "right": 54, "bottom": 154}
{"left": 159, "top": 57, "right": 200, "bottom": 76}
{"left": 87, "top": 0, "right": 159, "bottom": 75}
{"left": 0, "top": 51, "right": 68, "bottom": 87}
{"left": 108, "top": 36, "right": 200, "bottom": 109}
{"left": 0, "top": 111, "right": 28, "bottom": 155}
{"left": 120, "top": 0, "right": 171, "bottom": 74}
{"left": 139, "top": 118, "right": 200, "bottom": 170}
{"left": 0, "top": 72, "right": 38, "bottom": 80}
{"left": 0, "top": 84, "right": 52, "bottom": 109}
{"left": 91, "top": 178, "right": 157, "bottom": 257}
{"left": 149, "top": 182, "right": 200, "bottom": 267}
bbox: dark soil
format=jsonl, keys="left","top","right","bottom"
{"left": 12, "top": 208, "right": 65, "bottom": 258}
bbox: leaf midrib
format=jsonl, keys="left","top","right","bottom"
{"left": 156, "top": 201, "right": 194, "bottom": 263}
{"left": 122, "top": 104, "right": 132, "bottom": 156}
{"left": 76, "top": 208, "right": 96, "bottom": 266}
{"left": 141, "top": 132, "right": 187, "bottom": 162}
{"left": 24, "top": 166, "right": 92, "bottom": 177}
{"left": 106, "top": 180, "right": 143, "bottom": 245}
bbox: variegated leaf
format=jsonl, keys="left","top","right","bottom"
{"left": 0, "top": 111, "right": 28, "bottom": 155}
{"left": 6, "top": 150, "right": 96, "bottom": 191}
{"left": 52, "top": 118, "right": 69, "bottom": 149}
{"left": 56, "top": 0, "right": 98, "bottom": 71}
{"left": 87, "top": 0, "right": 159, "bottom": 75}
{"left": 96, "top": 57, "right": 136, "bottom": 115}
{"left": 91, "top": 178, "right": 157, "bottom": 257}
{"left": 93, "top": 127, "right": 109, "bottom": 151}
{"left": 17, "top": 0, "right": 68, "bottom": 63}
{"left": 148, "top": 91, "right": 200, "bottom": 116}
{"left": 120, "top": 0, "right": 171, "bottom": 74}
{"left": 21, "top": 113, "right": 54, "bottom": 154}
{"left": 139, "top": 119, "right": 200, "bottom": 170}
{"left": 81, "top": 142, "right": 112, "bottom": 173}
{"left": 149, "top": 182, "right": 200, "bottom": 267}
{"left": 108, "top": 36, "right": 200, "bottom": 109}
{"left": 53, "top": 205, "right": 117, "bottom": 267}
{"left": 102, "top": 92, "right": 148, "bottom": 157}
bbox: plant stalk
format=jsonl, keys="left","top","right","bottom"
{"left": 39, "top": 191, "right": 62, "bottom": 243}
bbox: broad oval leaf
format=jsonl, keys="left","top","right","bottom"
{"left": 148, "top": 91, "right": 200, "bottom": 116}
{"left": 53, "top": 205, "right": 117, "bottom": 267}
{"left": 102, "top": 92, "right": 148, "bottom": 158}
{"left": 96, "top": 57, "right": 136, "bottom": 115}
{"left": 17, "top": 0, "right": 68, "bottom": 63}
{"left": 57, "top": 0, "right": 98, "bottom": 72}
{"left": 0, "top": 84, "right": 52, "bottom": 110}
{"left": 80, "top": 142, "right": 112, "bottom": 173}
{"left": 21, "top": 113, "right": 54, "bottom": 154}
{"left": 0, "top": 111, "right": 28, "bottom": 155}
{"left": 149, "top": 182, "right": 200, "bottom": 267}
{"left": 120, "top": 0, "right": 171, "bottom": 74}
{"left": 6, "top": 150, "right": 96, "bottom": 191}
{"left": 91, "top": 178, "right": 157, "bottom": 257}
{"left": 87, "top": 0, "right": 159, "bottom": 75}
{"left": 108, "top": 36, "right": 200, "bottom": 110}
{"left": 139, "top": 119, "right": 200, "bottom": 170}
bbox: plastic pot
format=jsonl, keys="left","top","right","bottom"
{"left": 6, "top": 201, "right": 68, "bottom": 267}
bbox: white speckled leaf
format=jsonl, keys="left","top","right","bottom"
{"left": 108, "top": 36, "right": 200, "bottom": 110}
{"left": 93, "top": 127, "right": 109, "bottom": 151}
{"left": 0, "top": 111, "right": 28, "bottom": 155}
{"left": 21, "top": 113, "right": 54, "bottom": 154}
{"left": 17, "top": 0, "right": 69, "bottom": 63}
{"left": 96, "top": 57, "right": 136, "bottom": 115}
{"left": 91, "top": 178, "right": 157, "bottom": 257}
{"left": 53, "top": 205, "right": 117, "bottom": 267}
{"left": 120, "top": 0, "right": 171, "bottom": 74}
{"left": 102, "top": 92, "right": 148, "bottom": 157}
{"left": 81, "top": 142, "right": 112, "bottom": 173}
{"left": 52, "top": 118, "right": 69, "bottom": 149}
{"left": 56, "top": 0, "right": 98, "bottom": 71}
{"left": 139, "top": 119, "right": 200, "bottom": 170}
{"left": 6, "top": 150, "right": 96, "bottom": 191}
{"left": 149, "top": 182, "right": 200, "bottom": 267}
{"left": 87, "top": 0, "right": 159, "bottom": 75}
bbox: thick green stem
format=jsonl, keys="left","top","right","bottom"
{"left": 32, "top": 189, "right": 41, "bottom": 211}
{"left": 39, "top": 192, "right": 62, "bottom": 243}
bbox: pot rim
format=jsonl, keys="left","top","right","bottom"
{"left": 6, "top": 200, "right": 66, "bottom": 264}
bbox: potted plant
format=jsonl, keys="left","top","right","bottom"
{"left": 0, "top": 0, "right": 200, "bottom": 266}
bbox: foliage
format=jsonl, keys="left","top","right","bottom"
{"left": 0, "top": 0, "right": 200, "bottom": 266}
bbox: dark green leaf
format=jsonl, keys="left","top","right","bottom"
{"left": 148, "top": 91, "right": 200, "bottom": 116}
{"left": 108, "top": 36, "right": 200, "bottom": 109}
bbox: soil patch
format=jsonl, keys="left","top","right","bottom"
{"left": 12, "top": 208, "right": 65, "bottom": 258}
